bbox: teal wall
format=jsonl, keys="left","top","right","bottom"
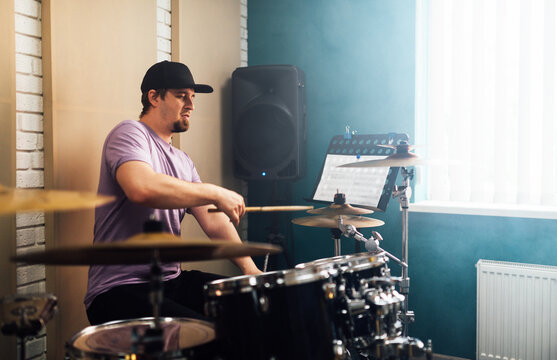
{"left": 246, "top": 1, "right": 557, "bottom": 359}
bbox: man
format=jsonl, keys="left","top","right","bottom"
{"left": 85, "top": 61, "right": 260, "bottom": 325}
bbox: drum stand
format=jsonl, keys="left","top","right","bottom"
{"left": 0, "top": 293, "right": 57, "bottom": 360}
{"left": 332, "top": 228, "right": 342, "bottom": 256}
{"left": 392, "top": 166, "right": 415, "bottom": 336}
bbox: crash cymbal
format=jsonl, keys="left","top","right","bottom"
{"left": 292, "top": 215, "right": 384, "bottom": 228}
{"left": 339, "top": 140, "right": 429, "bottom": 168}
{"left": 0, "top": 185, "right": 115, "bottom": 215}
{"left": 209, "top": 205, "right": 314, "bottom": 213}
{"left": 339, "top": 152, "right": 429, "bottom": 168}
{"left": 307, "top": 203, "right": 373, "bottom": 216}
{"left": 11, "top": 233, "right": 281, "bottom": 265}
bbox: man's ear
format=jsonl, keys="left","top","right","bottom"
{"left": 148, "top": 90, "right": 160, "bottom": 107}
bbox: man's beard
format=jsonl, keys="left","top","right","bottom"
{"left": 171, "top": 120, "right": 189, "bottom": 133}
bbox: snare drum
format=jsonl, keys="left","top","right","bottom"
{"left": 204, "top": 267, "right": 343, "bottom": 360}
{"left": 65, "top": 317, "right": 216, "bottom": 359}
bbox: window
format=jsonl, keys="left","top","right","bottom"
{"left": 413, "top": 0, "right": 557, "bottom": 219}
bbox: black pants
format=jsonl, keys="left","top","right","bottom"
{"left": 86, "top": 270, "right": 224, "bottom": 326}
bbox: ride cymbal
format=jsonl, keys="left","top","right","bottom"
{"left": 0, "top": 185, "right": 115, "bottom": 215}
{"left": 307, "top": 203, "right": 373, "bottom": 216}
{"left": 292, "top": 215, "right": 384, "bottom": 228}
{"left": 11, "top": 234, "right": 281, "bottom": 265}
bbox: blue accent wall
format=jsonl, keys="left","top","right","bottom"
{"left": 246, "top": 1, "right": 557, "bottom": 358}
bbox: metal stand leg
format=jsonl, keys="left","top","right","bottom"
{"left": 331, "top": 228, "right": 342, "bottom": 256}
{"left": 392, "top": 167, "right": 415, "bottom": 336}
{"left": 19, "top": 337, "right": 26, "bottom": 360}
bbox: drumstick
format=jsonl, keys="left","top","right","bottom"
{"left": 208, "top": 205, "right": 314, "bottom": 213}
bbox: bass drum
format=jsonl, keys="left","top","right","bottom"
{"left": 65, "top": 317, "right": 217, "bottom": 359}
{"left": 204, "top": 267, "right": 344, "bottom": 360}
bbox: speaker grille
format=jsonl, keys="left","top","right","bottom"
{"left": 235, "top": 103, "right": 295, "bottom": 169}
{"left": 232, "top": 65, "right": 306, "bottom": 180}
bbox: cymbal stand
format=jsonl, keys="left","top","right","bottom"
{"left": 1, "top": 293, "right": 57, "bottom": 360}
{"left": 392, "top": 166, "right": 415, "bottom": 336}
{"left": 331, "top": 227, "right": 342, "bottom": 256}
{"left": 149, "top": 249, "right": 163, "bottom": 329}
{"left": 339, "top": 224, "right": 407, "bottom": 269}
{"left": 136, "top": 248, "right": 165, "bottom": 354}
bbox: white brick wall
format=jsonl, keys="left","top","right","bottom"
{"left": 15, "top": 0, "right": 46, "bottom": 358}
{"left": 241, "top": 0, "right": 248, "bottom": 67}
{"left": 157, "top": 0, "right": 172, "bottom": 62}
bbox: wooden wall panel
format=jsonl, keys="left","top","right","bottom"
{"left": 42, "top": 1, "right": 157, "bottom": 358}
{"left": 176, "top": 0, "right": 244, "bottom": 276}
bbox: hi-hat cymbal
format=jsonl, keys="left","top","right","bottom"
{"left": 307, "top": 203, "right": 373, "bottom": 216}
{"left": 0, "top": 185, "right": 115, "bottom": 215}
{"left": 11, "top": 233, "right": 281, "bottom": 265}
{"left": 292, "top": 215, "right": 384, "bottom": 228}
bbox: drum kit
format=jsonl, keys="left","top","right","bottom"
{"left": 0, "top": 140, "right": 434, "bottom": 359}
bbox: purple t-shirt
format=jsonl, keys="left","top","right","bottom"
{"left": 84, "top": 120, "right": 201, "bottom": 308}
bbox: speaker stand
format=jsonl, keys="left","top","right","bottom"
{"left": 262, "top": 181, "right": 294, "bottom": 272}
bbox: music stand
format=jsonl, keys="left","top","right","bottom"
{"left": 310, "top": 133, "right": 408, "bottom": 211}
{"left": 307, "top": 133, "right": 408, "bottom": 255}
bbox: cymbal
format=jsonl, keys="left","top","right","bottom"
{"left": 339, "top": 151, "right": 429, "bottom": 168}
{"left": 307, "top": 203, "right": 373, "bottom": 216}
{"left": 339, "top": 140, "right": 430, "bottom": 168}
{"left": 11, "top": 233, "right": 281, "bottom": 265}
{"left": 292, "top": 215, "right": 384, "bottom": 228}
{"left": 0, "top": 185, "right": 115, "bottom": 215}
{"left": 209, "top": 205, "right": 314, "bottom": 213}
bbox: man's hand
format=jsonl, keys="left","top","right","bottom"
{"left": 214, "top": 187, "right": 245, "bottom": 226}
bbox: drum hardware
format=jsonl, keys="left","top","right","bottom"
{"left": 292, "top": 193, "right": 384, "bottom": 257}
{"left": 0, "top": 184, "right": 115, "bottom": 214}
{"left": 341, "top": 140, "right": 425, "bottom": 337}
{"left": 360, "top": 337, "right": 433, "bottom": 360}
{"left": 0, "top": 293, "right": 58, "bottom": 360}
{"left": 339, "top": 225, "right": 407, "bottom": 270}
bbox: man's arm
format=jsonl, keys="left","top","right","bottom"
{"left": 116, "top": 160, "right": 245, "bottom": 225}
{"left": 190, "top": 204, "right": 261, "bottom": 275}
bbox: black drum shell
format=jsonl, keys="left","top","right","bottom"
{"left": 205, "top": 270, "right": 338, "bottom": 360}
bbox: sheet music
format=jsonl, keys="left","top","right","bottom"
{"left": 313, "top": 154, "right": 390, "bottom": 207}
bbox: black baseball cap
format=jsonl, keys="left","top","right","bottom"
{"left": 140, "top": 61, "right": 213, "bottom": 93}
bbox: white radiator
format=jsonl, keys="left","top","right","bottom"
{"left": 476, "top": 259, "right": 557, "bottom": 360}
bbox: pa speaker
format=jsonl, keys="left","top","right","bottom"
{"left": 232, "top": 65, "right": 306, "bottom": 180}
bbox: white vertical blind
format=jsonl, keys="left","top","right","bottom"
{"left": 415, "top": 0, "right": 557, "bottom": 212}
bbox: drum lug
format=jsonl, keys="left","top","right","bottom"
{"left": 332, "top": 339, "right": 348, "bottom": 359}
{"left": 323, "top": 282, "right": 337, "bottom": 300}
{"left": 258, "top": 295, "right": 269, "bottom": 313}
{"left": 205, "top": 300, "right": 219, "bottom": 318}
